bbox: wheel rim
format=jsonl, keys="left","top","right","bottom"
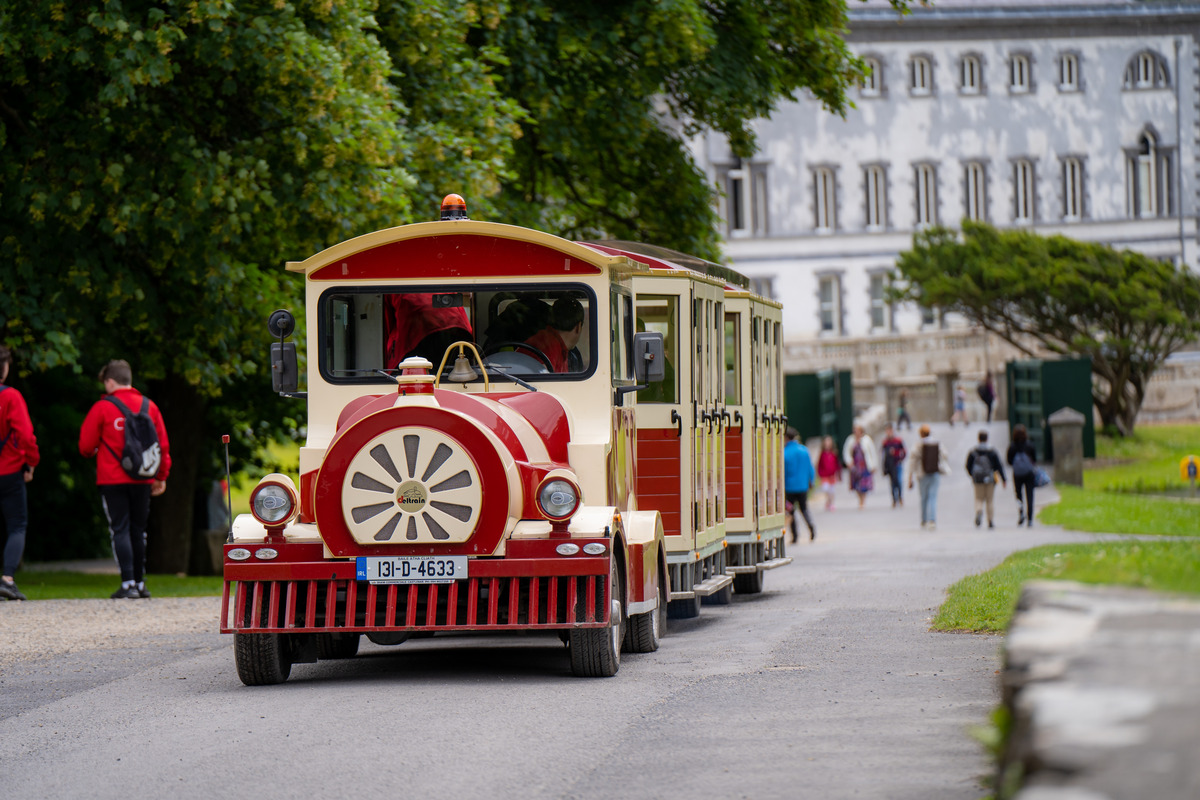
{"left": 341, "top": 426, "right": 482, "bottom": 544}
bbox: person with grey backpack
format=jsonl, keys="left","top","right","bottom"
{"left": 1006, "top": 424, "right": 1038, "bottom": 526}
{"left": 79, "top": 360, "right": 171, "bottom": 598}
{"left": 966, "top": 430, "right": 1006, "bottom": 528}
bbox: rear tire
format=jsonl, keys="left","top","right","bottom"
{"left": 316, "top": 632, "right": 361, "bottom": 659}
{"left": 234, "top": 633, "right": 292, "bottom": 686}
{"left": 569, "top": 558, "right": 624, "bottom": 677}
{"left": 733, "top": 569, "right": 764, "bottom": 595}
{"left": 667, "top": 595, "right": 701, "bottom": 619}
{"left": 625, "top": 589, "right": 665, "bottom": 653}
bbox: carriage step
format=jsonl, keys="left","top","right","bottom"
{"left": 726, "top": 556, "right": 794, "bottom": 575}
{"left": 668, "top": 573, "right": 733, "bottom": 601}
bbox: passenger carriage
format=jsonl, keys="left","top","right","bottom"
{"left": 221, "top": 196, "right": 786, "bottom": 685}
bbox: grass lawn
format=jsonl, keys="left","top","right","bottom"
{"left": 934, "top": 423, "right": 1200, "bottom": 633}
{"left": 12, "top": 571, "right": 225, "bottom": 601}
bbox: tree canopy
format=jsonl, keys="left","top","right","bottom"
{"left": 1, "top": 0, "right": 907, "bottom": 569}
{"left": 892, "top": 221, "right": 1200, "bottom": 435}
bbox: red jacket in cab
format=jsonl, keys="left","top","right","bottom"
{"left": 79, "top": 387, "right": 171, "bottom": 485}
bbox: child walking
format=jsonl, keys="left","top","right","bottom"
{"left": 816, "top": 435, "right": 842, "bottom": 511}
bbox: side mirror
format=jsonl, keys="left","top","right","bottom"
{"left": 271, "top": 342, "right": 299, "bottom": 394}
{"left": 633, "top": 331, "right": 665, "bottom": 384}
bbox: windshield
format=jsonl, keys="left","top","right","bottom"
{"left": 319, "top": 285, "right": 596, "bottom": 383}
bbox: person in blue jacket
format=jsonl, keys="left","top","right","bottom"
{"left": 784, "top": 427, "right": 816, "bottom": 543}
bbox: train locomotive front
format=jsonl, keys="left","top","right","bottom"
{"left": 221, "top": 200, "right": 669, "bottom": 685}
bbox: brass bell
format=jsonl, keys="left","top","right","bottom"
{"left": 447, "top": 353, "right": 477, "bottom": 383}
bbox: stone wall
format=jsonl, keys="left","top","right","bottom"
{"left": 998, "top": 581, "right": 1200, "bottom": 799}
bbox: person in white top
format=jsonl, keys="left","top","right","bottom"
{"left": 841, "top": 424, "right": 879, "bottom": 509}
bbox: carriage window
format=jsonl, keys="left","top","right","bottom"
{"left": 724, "top": 313, "right": 740, "bottom": 405}
{"left": 636, "top": 295, "right": 678, "bottom": 403}
{"left": 319, "top": 286, "right": 595, "bottom": 383}
{"left": 610, "top": 288, "right": 635, "bottom": 381}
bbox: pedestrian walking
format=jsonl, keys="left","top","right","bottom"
{"left": 966, "top": 430, "right": 1007, "bottom": 528}
{"left": 0, "top": 346, "right": 39, "bottom": 602}
{"left": 816, "top": 435, "right": 842, "bottom": 511}
{"left": 908, "top": 424, "right": 950, "bottom": 530}
{"left": 783, "top": 427, "right": 816, "bottom": 542}
{"left": 842, "top": 424, "right": 879, "bottom": 509}
{"left": 1007, "top": 423, "right": 1038, "bottom": 526}
{"left": 896, "top": 390, "right": 912, "bottom": 430}
{"left": 79, "top": 360, "right": 171, "bottom": 599}
{"left": 880, "top": 423, "right": 907, "bottom": 507}
{"left": 978, "top": 374, "right": 996, "bottom": 423}
{"left": 949, "top": 384, "right": 968, "bottom": 426}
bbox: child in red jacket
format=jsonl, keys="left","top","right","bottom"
{"left": 815, "top": 435, "right": 842, "bottom": 511}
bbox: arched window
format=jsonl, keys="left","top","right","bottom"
{"left": 1009, "top": 54, "right": 1031, "bottom": 93}
{"left": 1123, "top": 50, "right": 1169, "bottom": 89}
{"left": 960, "top": 54, "right": 983, "bottom": 95}
{"left": 861, "top": 57, "right": 883, "bottom": 97}
{"left": 910, "top": 55, "right": 933, "bottom": 96}
{"left": 1126, "top": 130, "right": 1173, "bottom": 218}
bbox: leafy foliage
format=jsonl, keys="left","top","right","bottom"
{"left": 2, "top": 0, "right": 908, "bottom": 569}
{"left": 892, "top": 222, "right": 1200, "bottom": 434}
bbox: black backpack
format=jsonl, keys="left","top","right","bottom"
{"left": 970, "top": 448, "right": 994, "bottom": 485}
{"left": 103, "top": 395, "right": 163, "bottom": 480}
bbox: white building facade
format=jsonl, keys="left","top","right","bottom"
{"left": 691, "top": 0, "right": 1200, "bottom": 383}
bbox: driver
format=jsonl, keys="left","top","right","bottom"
{"left": 524, "top": 296, "right": 584, "bottom": 373}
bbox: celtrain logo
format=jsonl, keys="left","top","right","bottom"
{"left": 395, "top": 480, "right": 428, "bottom": 513}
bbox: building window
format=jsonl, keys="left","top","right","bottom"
{"left": 813, "top": 167, "right": 837, "bottom": 232}
{"left": 864, "top": 165, "right": 887, "bottom": 230}
{"left": 868, "top": 272, "right": 890, "bottom": 331}
{"left": 861, "top": 56, "right": 882, "bottom": 97}
{"left": 724, "top": 159, "right": 768, "bottom": 237}
{"left": 1013, "top": 159, "right": 1035, "bottom": 224}
{"left": 1062, "top": 157, "right": 1084, "bottom": 221}
{"left": 910, "top": 55, "right": 933, "bottom": 96}
{"left": 1124, "top": 50, "right": 1169, "bottom": 90}
{"left": 749, "top": 277, "right": 776, "bottom": 300}
{"left": 817, "top": 274, "right": 843, "bottom": 335}
{"left": 1009, "top": 53, "right": 1031, "bottom": 93}
{"left": 914, "top": 164, "right": 938, "bottom": 227}
{"left": 1058, "top": 52, "right": 1080, "bottom": 92}
{"left": 964, "top": 162, "right": 987, "bottom": 221}
{"left": 1126, "top": 130, "right": 1173, "bottom": 218}
{"left": 960, "top": 54, "right": 983, "bottom": 95}
{"left": 920, "top": 305, "right": 940, "bottom": 329}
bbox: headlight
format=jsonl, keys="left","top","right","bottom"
{"left": 228, "top": 548, "right": 251, "bottom": 561}
{"left": 254, "top": 548, "right": 279, "bottom": 560}
{"left": 538, "top": 478, "right": 580, "bottom": 520}
{"left": 583, "top": 542, "right": 607, "bottom": 555}
{"left": 250, "top": 474, "right": 299, "bottom": 526}
{"left": 555, "top": 543, "right": 580, "bottom": 556}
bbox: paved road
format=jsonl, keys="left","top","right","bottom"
{"left": 0, "top": 422, "right": 1114, "bottom": 799}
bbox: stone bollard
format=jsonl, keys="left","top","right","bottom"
{"left": 1048, "top": 407, "right": 1085, "bottom": 486}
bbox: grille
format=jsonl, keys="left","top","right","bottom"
{"left": 222, "top": 574, "right": 609, "bottom": 633}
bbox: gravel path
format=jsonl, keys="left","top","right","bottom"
{"left": 0, "top": 597, "right": 221, "bottom": 670}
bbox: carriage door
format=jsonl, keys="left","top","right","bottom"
{"left": 751, "top": 315, "right": 767, "bottom": 517}
{"left": 712, "top": 298, "right": 726, "bottom": 525}
{"left": 723, "top": 306, "right": 747, "bottom": 528}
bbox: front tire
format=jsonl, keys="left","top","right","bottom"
{"left": 569, "top": 558, "right": 624, "bottom": 677}
{"left": 234, "top": 633, "right": 292, "bottom": 686}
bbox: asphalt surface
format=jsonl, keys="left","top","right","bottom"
{"left": 0, "top": 421, "right": 1119, "bottom": 799}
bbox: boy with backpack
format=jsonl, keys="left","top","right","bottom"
{"left": 79, "top": 360, "right": 171, "bottom": 599}
{"left": 907, "top": 424, "right": 950, "bottom": 530}
{"left": 965, "top": 430, "right": 1006, "bottom": 528}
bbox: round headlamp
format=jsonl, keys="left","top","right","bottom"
{"left": 250, "top": 474, "right": 299, "bottom": 527}
{"left": 537, "top": 478, "right": 580, "bottom": 521}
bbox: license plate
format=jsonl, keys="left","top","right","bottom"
{"left": 356, "top": 556, "right": 467, "bottom": 584}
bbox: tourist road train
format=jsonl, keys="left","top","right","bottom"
{"left": 221, "top": 195, "right": 789, "bottom": 685}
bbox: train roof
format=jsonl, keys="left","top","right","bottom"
{"left": 581, "top": 240, "right": 750, "bottom": 291}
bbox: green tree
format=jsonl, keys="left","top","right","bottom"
{"left": 379, "top": 0, "right": 910, "bottom": 260}
{"left": 892, "top": 222, "right": 1200, "bottom": 435}
{"left": 0, "top": 0, "right": 414, "bottom": 570}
